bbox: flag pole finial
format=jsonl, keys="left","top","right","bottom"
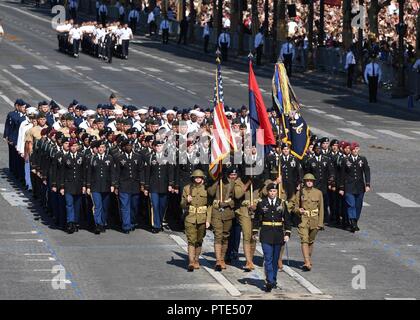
{"left": 248, "top": 52, "right": 254, "bottom": 60}
{"left": 215, "top": 49, "right": 221, "bottom": 64}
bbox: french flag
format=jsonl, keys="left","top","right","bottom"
{"left": 248, "top": 59, "right": 276, "bottom": 146}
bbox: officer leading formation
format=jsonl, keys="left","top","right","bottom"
{"left": 3, "top": 96, "right": 371, "bottom": 292}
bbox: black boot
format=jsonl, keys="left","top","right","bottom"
{"left": 350, "top": 219, "right": 356, "bottom": 233}
{"left": 355, "top": 220, "right": 360, "bottom": 231}
{"left": 94, "top": 225, "right": 101, "bottom": 235}
{"left": 265, "top": 282, "right": 273, "bottom": 293}
{"left": 66, "top": 222, "right": 75, "bottom": 234}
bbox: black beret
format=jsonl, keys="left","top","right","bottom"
{"left": 267, "top": 183, "right": 278, "bottom": 191}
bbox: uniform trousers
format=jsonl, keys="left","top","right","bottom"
{"left": 73, "top": 39, "right": 80, "bottom": 55}
{"left": 24, "top": 160, "right": 32, "bottom": 189}
{"left": 162, "top": 29, "right": 169, "bottom": 44}
{"left": 119, "top": 14, "right": 125, "bottom": 25}
{"left": 203, "top": 34, "right": 209, "bottom": 53}
{"left": 211, "top": 212, "right": 233, "bottom": 244}
{"left": 150, "top": 193, "right": 167, "bottom": 229}
{"left": 220, "top": 43, "right": 228, "bottom": 61}
{"left": 92, "top": 192, "right": 110, "bottom": 226}
{"left": 185, "top": 222, "right": 206, "bottom": 247}
{"left": 130, "top": 18, "right": 137, "bottom": 34}
{"left": 256, "top": 44, "right": 263, "bottom": 65}
{"left": 347, "top": 64, "right": 355, "bottom": 88}
{"left": 65, "top": 193, "right": 81, "bottom": 223}
{"left": 226, "top": 217, "right": 241, "bottom": 258}
{"left": 262, "top": 242, "right": 282, "bottom": 285}
{"left": 345, "top": 193, "right": 364, "bottom": 221}
{"left": 119, "top": 192, "right": 138, "bottom": 231}
{"left": 368, "top": 76, "right": 378, "bottom": 102}
{"left": 121, "top": 40, "right": 129, "bottom": 57}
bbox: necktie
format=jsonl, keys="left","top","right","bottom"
{"left": 372, "top": 63, "right": 375, "bottom": 77}
{"left": 287, "top": 44, "right": 290, "bottom": 54}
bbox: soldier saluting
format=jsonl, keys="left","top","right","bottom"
{"left": 180, "top": 170, "right": 210, "bottom": 272}
{"left": 253, "top": 183, "right": 292, "bottom": 292}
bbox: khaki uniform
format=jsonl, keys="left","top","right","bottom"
{"left": 181, "top": 183, "right": 209, "bottom": 247}
{"left": 24, "top": 125, "right": 45, "bottom": 145}
{"left": 293, "top": 187, "right": 324, "bottom": 244}
{"left": 58, "top": 127, "right": 70, "bottom": 138}
{"left": 86, "top": 128, "right": 100, "bottom": 139}
{"left": 207, "top": 179, "right": 236, "bottom": 270}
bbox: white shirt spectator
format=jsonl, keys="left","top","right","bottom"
{"left": 345, "top": 51, "right": 356, "bottom": 69}
{"left": 364, "top": 62, "right": 382, "bottom": 83}
{"left": 119, "top": 6, "right": 125, "bottom": 15}
{"left": 280, "top": 42, "right": 295, "bottom": 60}
{"left": 128, "top": 9, "right": 140, "bottom": 22}
{"left": 203, "top": 23, "right": 210, "bottom": 37}
{"left": 147, "top": 12, "right": 155, "bottom": 24}
{"left": 254, "top": 32, "right": 264, "bottom": 48}
{"left": 96, "top": 0, "right": 100, "bottom": 10}
{"left": 99, "top": 4, "right": 108, "bottom": 15}
{"left": 160, "top": 19, "right": 170, "bottom": 30}
{"left": 218, "top": 32, "right": 230, "bottom": 47}
{"left": 94, "top": 27, "right": 106, "bottom": 43}
{"left": 223, "top": 17, "right": 231, "bottom": 29}
{"left": 17, "top": 119, "right": 33, "bottom": 155}
{"left": 69, "top": 0, "right": 78, "bottom": 9}
{"left": 120, "top": 27, "right": 133, "bottom": 40}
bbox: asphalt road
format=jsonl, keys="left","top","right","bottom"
{"left": 0, "top": 1, "right": 419, "bottom": 300}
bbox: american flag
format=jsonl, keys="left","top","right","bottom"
{"left": 209, "top": 59, "right": 237, "bottom": 180}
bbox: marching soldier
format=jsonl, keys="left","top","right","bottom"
{"left": 180, "top": 170, "right": 210, "bottom": 272}
{"left": 86, "top": 140, "right": 114, "bottom": 234}
{"left": 253, "top": 183, "right": 292, "bottom": 292}
{"left": 112, "top": 139, "right": 145, "bottom": 233}
{"left": 207, "top": 167, "right": 237, "bottom": 271}
{"left": 293, "top": 173, "right": 324, "bottom": 271}
{"left": 59, "top": 140, "right": 85, "bottom": 234}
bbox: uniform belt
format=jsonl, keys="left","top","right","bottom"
{"left": 303, "top": 209, "right": 319, "bottom": 217}
{"left": 188, "top": 206, "right": 207, "bottom": 214}
{"left": 262, "top": 221, "right": 283, "bottom": 226}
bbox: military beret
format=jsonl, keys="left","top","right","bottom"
{"left": 69, "top": 138, "right": 78, "bottom": 147}
{"left": 38, "top": 101, "right": 49, "bottom": 107}
{"left": 241, "top": 105, "right": 248, "bottom": 111}
{"left": 205, "top": 108, "right": 211, "bottom": 113}
{"left": 160, "top": 107, "right": 167, "bottom": 113}
{"left": 314, "top": 142, "right": 322, "bottom": 148}
{"left": 37, "top": 112, "right": 47, "bottom": 119}
{"left": 40, "top": 128, "right": 50, "bottom": 136}
{"left": 227, "top": 166, "right": 238, "bottom": 175}
{"left": 109, "top": 93, "right": 117, "bottom": 99}
{"left": 320, "top": 137, "right": 330, "bottom": 144}
{"left": 340, "top": 141, "right": 350, "bottom": 149}
{"left": 15, "top": 99, "right": 24, "bottom": 106}
{"left": 330, "top": 139, "right": 339, "bottom": 146}
{"left": 281, "top": 142, "right": 289, "bottom": 150}
{"left": 61, "top": 136, "right": 69, "bottom": 143}
{"left": 145, "top": 135, "right": 154, "bottom": 142}
{"left": 120, "top": 139, "right": 133, "bottom": 147}
{"left": 350, "top": 141, "right": 360, "bottom": 150}
{"left": 69, "top": 127, "right": 77, "bottom": 134}
{"left": 50, "top": 100, "right": 60, "bottom": 109}
{"left": 71, "top": 99, "right": 79, "bottom": 106}
{"left": 90, "top": 140, "right": 102, "bottom": 148}
{"left": 122, "top": 105, "right": 129, "bottom": 110}
{"left": 97, "top": 104, "right": 104, "bottom": 109}
{"left": 173, "top": 106, "right": 179, "bottom": 112}
{"left": 129, "top": 105, "right": 138, "bottom": 111}
{"left": 65, "top": 114, "right": 74, "bottom": 121}
{"left": 152, "top": 140, "right": 164, "bottom": 146}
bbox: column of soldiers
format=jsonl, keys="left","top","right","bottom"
{"left": 56, "top": 20, "right": 133, "bottom": 62}
{"left": 3, "top": 97, "right": 370, "bottom": 292}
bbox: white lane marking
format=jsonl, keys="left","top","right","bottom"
{"left": 175, "top": 69, "right": 189, "bottom": 73}
{"left": 27, "top": 257, "right": 56, "bottom": 262}
{"left": 363, "top": 202, "right": 370, "bottom": 207}
{"left": 384, "top": 298, "right": 416, "bottom": 300}
{"left": 40, "top": 279, "right": 71, "bottom": 284}
{"left": 310, "top": 127, "right": 334, "bottom": 138}
{"left": 10, "top": 65, "right": 25, "bottom": 70}
{"left": 122, "top": 66, "right": 139, "bottom": 72}
{"left": 2, "top": 69, "right": 61, "bottom": 106}
{"left": 326, "top": 114, "right": 344, "bottom": 120}
{"left": 338, "top": 128, "right": 377, "bottom": 139}
{"left": 1, "top": 192, "right": 29, "bottom": 206}
{"left": 33, "top": 65, "right": 48, "bottom": 70}
{"left": 377, "top": 193, "right": 420, "bottom": 208}
{"left": 228, "top": 79, "right": 241, "bottom": 84}
{"left": 260, "top": 88, "right": 267, "bottom": 93}
{"left": 55, "top": 65, "right": 71, "bottom": 71}
{"left": 170, "top": 234, "right": 241, "bottom": 297}
{"left": 75, "top": 66, "right": 93, "bottom": 71}
{"left": 15, "top": 239, "right": 44, "bottom": 242}
{"left": 195, "top": 69, "right": 213, "bottom": 76}
{"left": 187, "top": 90, "right": 196, "bottom": 95}
{"left": 33, "top": 269, "right": 56, "bottom": 272}
{"left": 240, "top": 83, "right": 248, "bottom": 87}
{"left": 375, "top": 129, "right": 415, "bottom": 140}
{"left": 346, "top": 121, "right": 363, "bottom": 126}
{"left": 10, "top": 231, "right": 38, "bottom": 235}
{"left": 24, "top": 253, "right": 51, "bottom": 256}
{"left": 176, "top": 86, "right": 186, "bottom": 91}
{"left": 0, "top": 4, "right": 50, "bottom": 23}
{"left": 308, "top": 108, "right": 326, "bottom": 114}
{"left": 255, "top": 244, "right": 323, "bottom": 295}
{"left": 101, "top": 66, "right": 122, "bottom": 72}
{"left": 0, "top": 92, "right": 15, "bottom": 106}
{"left": 411, "top": 131, "right": 420, "bottom": 135}
{"left": 143, "top": 67, "right": 162, "bottom": 73}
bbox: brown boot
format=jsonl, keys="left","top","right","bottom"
{"left": 220, "top": 243, "right": 228, "bottom": 269}
{"left": 243, "top": 243, "right": 255, "bottom": 271}
{"left": 194, "top": 246, "right": 202, "bottom": 269}
{"left": 301, "top": 243, "right": 312, "bottom": 271}
{"left": 214, "top": 243, "right": 222, "bottom": 271}
{"left": 278, "top": 245, "right": 285, "bottom": 271}
{"left": 187, "top": 245, "right": 195, "bottom": 272}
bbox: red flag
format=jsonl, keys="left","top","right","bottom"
{"left": 248, "top": 60, "right": 276, "bottom": 146}
{"left": 325, "top": 0, "right": 342, "bottom": 7}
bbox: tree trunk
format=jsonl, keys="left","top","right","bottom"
{"left": 417, "top": 9, "right": 420, "bottom": 52}
{"left": 342, "top": 0, "right": 353, "bottom": 50}
{"left": 318, "top": 0, "right": 325, "bottom": 46}
{"left": 307, "top": 0, "right": 314, "bottom": 69}
{"left": 278, "top": 0, "right": 286, "bottom": 41}
{"left": 188, "top": 0, "right": 195, "bottom": 42}
{"left": 368, "top": 0, "right": 392, "bottom": 37}
{"left": 251, "top": 0, "right": 258, "bottom": 36}
{"left": 217, "top": 0, "right": 223, "bottom": 36}
{"left": 238, "top": 0, "right": 244, "bottom": 55}
{"left": 272, "top": 0, "right": 278, "bottom": 62}
{"left": 264, "top": 0, "right": 269, "bottom": 36}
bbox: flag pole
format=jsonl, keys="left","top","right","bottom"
{"left": 248, "top": 52, "right": 254, "bottom": 207}
{"left": 219, "top": 160, "right": 223, "bottom": 202}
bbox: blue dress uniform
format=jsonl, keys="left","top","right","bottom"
{"left": 86, "top": 151, "right": 114, "bottom": 233}
{"left": 60, "top": 150, "right": 85, "bottom": 233}
{"left": 112, "top": 144, "right": 145, "bottom": 233}
{"left": 253, "top": 186, "right": 292, "bottom": 292}
{"left": 339, "top": 147, "right": 370, "bottom": 232}
{"left": 145, "top": 145, "right": 175, "bottom": 233}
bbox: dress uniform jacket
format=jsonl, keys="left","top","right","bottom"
{"left": 50, "top": 149, "right": 67, "bottom": 189}
{"left": 175, "top": 152, "right": 202, "bottom": 190}
{"left": 144, "top": 152, "right": 175, "bottom": 193}
{"left": 112, "top": 152, "right": 145, "bottom": 194}
{"left": 86, "top": 154, "right": 114, "bottom": 193}
{"left": 60, "top": 152, "right": 85, "bottom": 195}
{"left": 253, "top": 197, "right": 292, "bottom": 244}
{"left": 306, "top": 155, "right": 335, "bottom": 194}
{"left": 180, "top": 183, "right": 209, "bottom": 224}
{"left": 266, "top": 153, "right": 302, "bottom": 198}
{"left": 339, "top": 155, "right": 371, "bottom": 194}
